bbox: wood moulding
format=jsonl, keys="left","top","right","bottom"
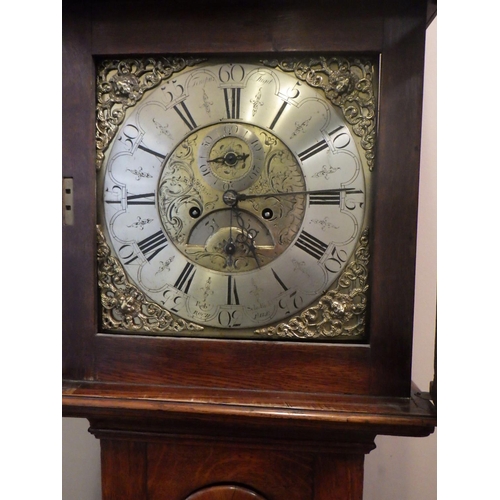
{"left": 63, "top": 380, "right": 436, "bottom": 447}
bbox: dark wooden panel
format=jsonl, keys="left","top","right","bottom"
{"left": 62, "top": 0, "right": 97, "bottom": 380}
{"left": 314, "top": 454, "right": 365, "bottom": 500}
{"left": 91, "top": 0, "right": 384, "bottom": 56}
{"left": 101, "top": 439, "right": 147, "bottom": 500}
{"left": 94, "top": 334, "right": 371, "bottom": 394}
{"left": 368, "top": 0, "right": 428, "bottom": 396}
{"left": 147, "top": 441, "right": 313, "bottom": 500}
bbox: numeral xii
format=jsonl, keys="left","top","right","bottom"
{"left": 224, "top": 88, "right": 241, "bottom": 119}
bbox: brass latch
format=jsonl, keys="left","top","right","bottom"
{"left": 62, "top": 178, "right": 74, "bottom": 225}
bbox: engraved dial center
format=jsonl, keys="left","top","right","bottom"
{"left": 158, "top": 122, "right": 307, "bottom": 273}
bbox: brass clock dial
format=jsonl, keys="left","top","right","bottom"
{"left": 98, "top": 59, "right": 372, "bottom": 336}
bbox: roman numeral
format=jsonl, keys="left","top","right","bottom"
{"left": 124, "top": 230, "right": 169, "bottom": 264}
{"left": 224, "top": 88, "right": 241, "bottom": 119}
{"left": 106, "top": 192, "right": 156, "bottom": 208}
{"left": 227, "top": 275, "right": 240, "bottom": 305}
{"left": 106, "top": 193, "right": 155, "bottom": 205}
{"left": 137, "top": 144, "right": 166, "bottom": 159}
{"left": 173, "top": 101, "right": 197, "bottom": 130}
{"left": 295, "top": 231, "right": 328, "bottom": 261}
{"left": 269, "top": 101, "right": 288, "bottom": 130}
{"left": 328, "top": 125, "right": 345, "bottom": 139}
{"left": 309, "top": 188, "right": 363, "bottom": 206}
{"left": 271, "top": 269, "right": 289, "bottom": 292}
{"left": 298, "top": 139, "right": 329, "bottom": 161}
{"left": 309, "top": 192, "right": 341, "bottom": 205}
{"left": 174, "top": 262, "right": 196, "bottom": 294}
{"left": 298, "top": 126, "right": 347, "bottom": 162}
{"left": 126, "top": 192, "right": 156, "bottom": 205}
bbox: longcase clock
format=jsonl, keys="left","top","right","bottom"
{"left": 63, "top": 1, "right": 436, "bottom": 499}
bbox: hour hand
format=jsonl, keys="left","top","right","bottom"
{"left": 207, "top": 152, "right": 249, "bottom": 167}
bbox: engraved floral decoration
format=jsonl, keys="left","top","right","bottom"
{"left": 97, "top": 225, "right": 203, "bottom": 333}
{"left": 255, "top": 229, "right": 369, "bottom": 339}
{"left": 96, "top": 57, "right": 204, "bottom": 170}
{"left": 158, "top": 124, "right": 306, "bottom": 273}
{"left": 263, "top": 57, "right": 377, "bottom": 170}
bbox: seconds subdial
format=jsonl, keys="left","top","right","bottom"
{"left": 198, "top": 123, "right": 265, "bottom": 192}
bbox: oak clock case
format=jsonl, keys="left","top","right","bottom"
{"left": 97, "top": 57, "right": 375, "bottom": 341}
{"left": 64, "top": 3, "right": 436, "bottom": 499}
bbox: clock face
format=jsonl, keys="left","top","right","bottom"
{"left": 99, "top": 60, "right": 369, "bottom": 332}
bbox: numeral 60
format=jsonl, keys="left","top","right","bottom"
{"left": 218, "top": 64, "right": 245, "bottom": 83}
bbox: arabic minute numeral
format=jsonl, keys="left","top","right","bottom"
{"left": 161, "top": 80, "right": 185, "bottom": 104}
{"left": 217, "top": 310, "right": 242, "bottom": 328}
{"left": 218, "top": 64, "right": 245, "bottom": 83}
{"left": 324, "top": 247, "right": 348, "bottom": 273}
{"left": 118, "top": 124, "right": 141, "bottom": 152}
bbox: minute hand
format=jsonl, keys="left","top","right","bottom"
{"left": 236, "top": 187, "right": 357, "bottom": 201}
